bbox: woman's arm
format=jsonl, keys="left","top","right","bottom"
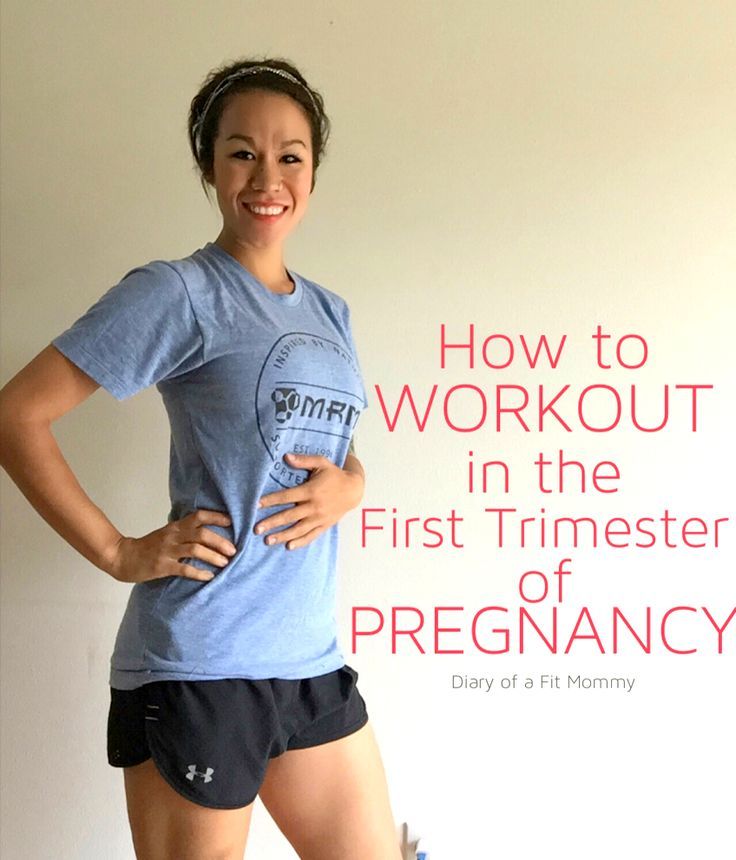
{"left": 0, "top": 345, "right": 125, "bottom": 574}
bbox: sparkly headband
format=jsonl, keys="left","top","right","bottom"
{"left": 193, "top": 65, "right": 319, "bottom": 159}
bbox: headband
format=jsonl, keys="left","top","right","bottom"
{"left": 193, "top": 65, "right": 319, "bottom": 160}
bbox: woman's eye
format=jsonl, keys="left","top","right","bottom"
{"left": 231, "top": 151, "right": 301, "bottom": 163}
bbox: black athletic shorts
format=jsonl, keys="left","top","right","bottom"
{"left": 107, "top": 664, "right": 368, "bottom": 809}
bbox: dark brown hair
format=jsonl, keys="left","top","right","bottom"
{"left": 188, "top": 56, "right": 331, "bottom": 201}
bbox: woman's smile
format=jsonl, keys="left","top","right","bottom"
{"left": 242, "top": 201, "right": 290, "bottom": 222}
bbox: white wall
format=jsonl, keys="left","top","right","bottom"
{"left": 2, "top": 1, "right": 734, "bottom": 858}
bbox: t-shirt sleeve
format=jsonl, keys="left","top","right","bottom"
{"left": 341, "top": 300, "right": 369, "bottom": 411}
{"left": 51, "top": 260, "right": 205, "bottom": 401}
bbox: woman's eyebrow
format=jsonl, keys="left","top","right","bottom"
{"left": 225, "top": 134, "right": 307, "bottom": 148}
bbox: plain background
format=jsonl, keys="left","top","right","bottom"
{"left": 1, "top": 1, "right": 734, "bottom": 858}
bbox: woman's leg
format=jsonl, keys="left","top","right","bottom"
{"left": 123, "top": 758, "right": 255, "bottom": 860}
{"left": 257, "top": 721, "right": 402, "bottom": 860}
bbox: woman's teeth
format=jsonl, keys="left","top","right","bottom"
{"left": 247, "top": 204, "right": 286, "bottom": 215}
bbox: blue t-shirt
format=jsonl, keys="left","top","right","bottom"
{"left": 52, "top": 241, "right": 368, "bottom": 690}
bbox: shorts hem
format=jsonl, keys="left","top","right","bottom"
{"left": 108, "top": 752, "right": 152, "bottom": 769}
{"left": 286, "top": 711, "right": 369, "bottom": 751}
{"left": 144, "top": 716, "right": 260, "bottom": 810}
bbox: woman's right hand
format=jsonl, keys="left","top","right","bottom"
{"left": 108, "top": 509, "right": 237, "bottom": 584}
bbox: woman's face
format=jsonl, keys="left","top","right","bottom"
{"left": 209, "top": 89, "right": 314, "bottom": 251}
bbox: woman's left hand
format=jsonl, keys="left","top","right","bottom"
{"left": 254, "top": 452, "right": 365, "bottom": 550}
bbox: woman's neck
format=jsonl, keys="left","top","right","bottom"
{"left": 213, "top": 234, "right": 292, "bottom": 293}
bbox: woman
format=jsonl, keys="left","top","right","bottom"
{"left": 0, "top": 57, "right": 401, "bottom": 859}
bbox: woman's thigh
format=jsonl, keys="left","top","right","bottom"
{"left": 123, "top": 758, "right": 254, "bottom": 860}
{"left": 257, "top": 721, "right": 402, "bottom": 860}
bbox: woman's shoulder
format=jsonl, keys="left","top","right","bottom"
{"left": 118, "top": 244, "right": 221, "bottom": 303}
{"left": 114, "top": 246, "right": 200, "bottom": 288}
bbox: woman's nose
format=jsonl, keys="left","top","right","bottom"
{"left": 252, "top": 159, "right": 283, "bottom": 190}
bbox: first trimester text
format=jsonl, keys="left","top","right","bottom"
{"left": 359, "top": 506, "right": 729, "bottom": 549}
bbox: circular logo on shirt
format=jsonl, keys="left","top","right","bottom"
{"left": 256, "top": 331, "right": 365, "bottom": 488}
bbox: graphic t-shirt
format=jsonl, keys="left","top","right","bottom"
{"left": 51, "top": 241, "right": 368, "bottom": 690}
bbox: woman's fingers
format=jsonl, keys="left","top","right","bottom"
{"left": 178, "top": 540, "right": 233, "bottom": 568}
{"left": 196, "top": 525, "right": 237, "bottom": 556}
{"left": 176, "top": 562, "right": 217, "bottom": 582}
{"left": 259, "top": 480, "right": 311, "bottom": 506}
{"left": 258, "top": 515, "right": 322, "bottom": 548}
{"left": 172, "top": 512, "right": 237, "bottom": 571}
{"left": 254, "top": 504, "right": 310, "bottom": 537}
{"left": 281, "top": 524, "right": 326, "bottom": 550}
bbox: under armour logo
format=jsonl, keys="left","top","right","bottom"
{"left": 185, "top": 764, "right": 214, "bottom": 783}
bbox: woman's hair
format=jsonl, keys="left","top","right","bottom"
{"left": 188, "top": 56, "right": 331, "bottom": 201}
